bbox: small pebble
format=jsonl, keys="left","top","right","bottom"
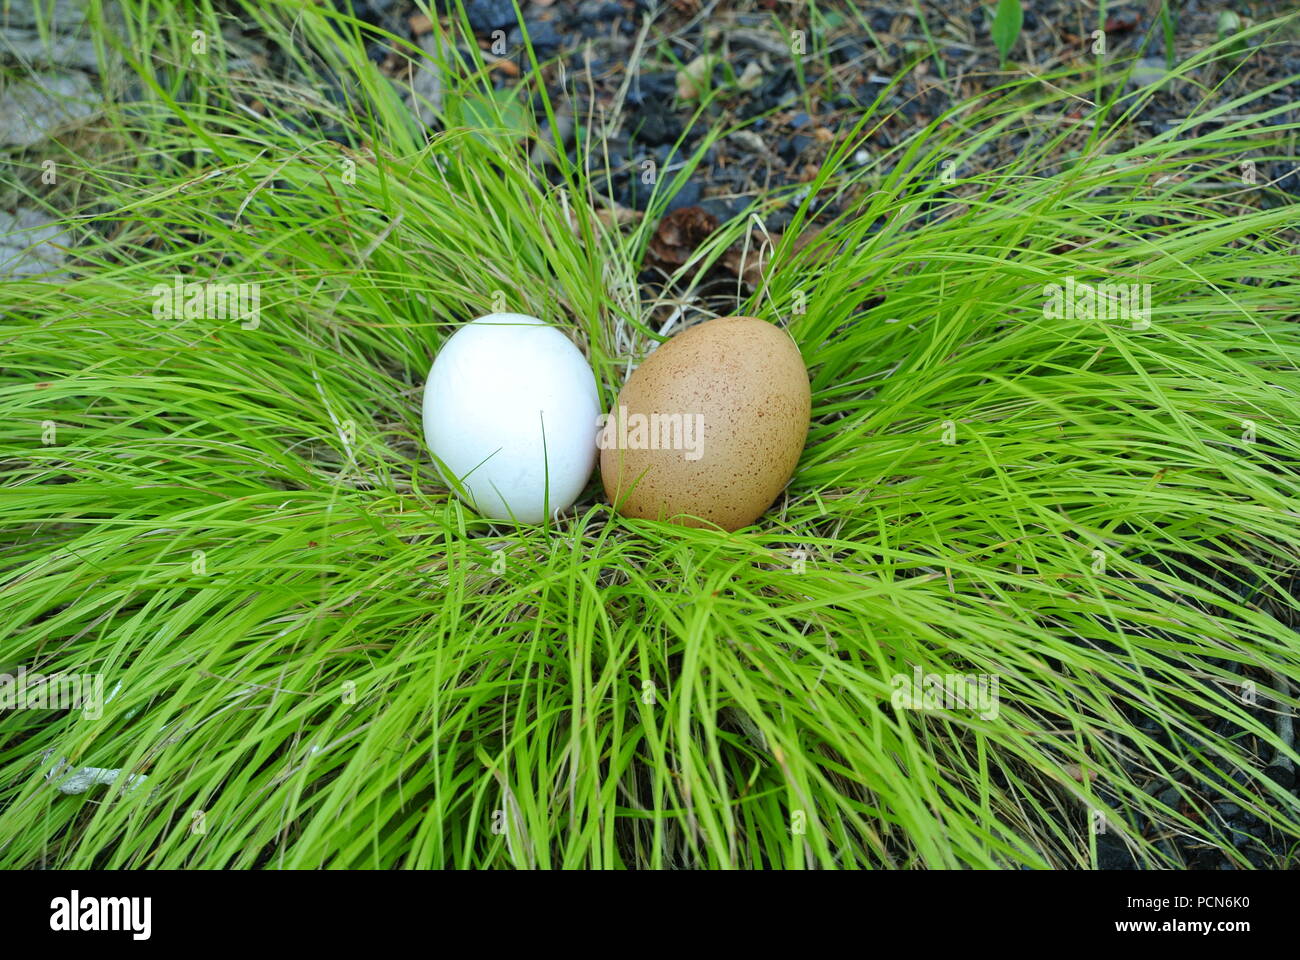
{"left": 1262, "top": 763, "right": 1296, "bottom": 789}
{"left": 1214, "top": 801, "right": 1241, "bottom": 819}
{"left": 465, "top": 0, "right": 517, "bottom": 33}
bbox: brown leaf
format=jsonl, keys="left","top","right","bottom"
{"left": 594, "top": 203, "right": 642, "bottom": 231}
{"left": 647, "top": 206, "right": 718, "bottom": 267}
{"left": 409, "top": 12, "right": 433, "bottom": 35}
{"left": 721, "top": 225, "right": 830, "bottom": 287}
{"left": 1103, "top": 11, "right": 1140, "bottom": 33}
{"left": 721, "top": 239, "right": 770, "bottom": 287}
{"left": 564, "top": 201, "right": 641, "bottom": 237}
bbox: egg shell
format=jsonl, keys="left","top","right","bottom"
{"left": 600, "top": 315, "right": 810, "bottom": 531}
{"left": 423, "top": 313, "right": 599, "bottom": 524}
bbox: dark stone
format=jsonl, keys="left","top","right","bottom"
{"left": 831, "top": 39, "right": 866, "bottom": 65}
{"left": 576, "top": 0, "right": 624, "bottom": 21}
{"left": 790, "top": 111, "right": 811, "bottom": 129}
{"left": 779, "top": 134, "right": 813, "bottom": 162}
{"left": 343, "top": 0, "right": 385, "bottom": 26}
{"left": 1096, "top": 834, "right": 1139, "bottom": 869}
{"left": 1189, "top": 848, "right": 1226, "bottom": 869}
{"left": 764, "top": 209, "right": 794, "bottom": 232}
{"left": 1263, "top": 764, "right": 1294, "bottom": 785}
{"left": 664, "top": 180, "right": 701, "bottom": 212}
{"left": 629, "top": 71, "right": 676, "bottom": 104}
{"left": 700, "top": 196, "right": 748, "bottom": 221}
{"left": 509, "top": 18, "right": 563, "bottom": 56}
{"left": 630, "top": 108, "right": 681, "bottom": 147}
{"left": 652, "top": 143, "right": 680, "bottom": 166}
{"left": 1246, "top": 819, "right": 1274, "bottom": 840}
{"left": 619, "top": 176, "right": 650, "bottom": 211}
{"left": 741, "top": 67, "right": 795, "bottom": 119}
{"left": 465, "top": 0, "right": 517, "bottom": 33}
{"left": 1244, "top": 847, "right": 1270, "bottom": 868}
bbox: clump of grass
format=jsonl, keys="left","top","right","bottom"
{"left": 1, "top": 2, "right": 1298, "bottom": 868}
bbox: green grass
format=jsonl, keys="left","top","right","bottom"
{"left": 1, "top": 1, "right": 1299, "bottom": 868}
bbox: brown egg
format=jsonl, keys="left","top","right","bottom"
{"left": 600, "top": 316, "right": 810, "bottom": 531}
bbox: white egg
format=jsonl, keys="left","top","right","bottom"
{"left": 422, "top": 313, "right": 600, "bottom": 524}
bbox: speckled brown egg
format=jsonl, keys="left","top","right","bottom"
{"left": 600, "top": 316, "right": 810, "bottom": 531}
